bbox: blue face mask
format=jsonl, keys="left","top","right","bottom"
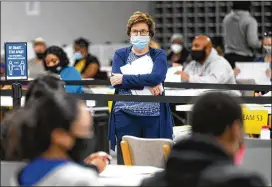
{"left": 130, "top": 36, "right": 150, "bottom": 50}
{"left": 74, "top": 51, "right": 83, "bottom": 60}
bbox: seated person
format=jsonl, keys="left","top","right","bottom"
{"left": 254, "top": 32, "right": 271, "bottom": 96}
{"left": 0, "top": 56, "right": 11, "bottom": 90}
{"left": 234, "top": 32, "right": 271, "bottom": 78}
{"left": 73, "top": 37, "right": 101, "bottom": 79}
{"left": 175, "top": 35, "right": 236, "bottom": 84}
{"left": 142, "top": 92, "right": 267, "bottom": 187}
{"left": 167, "top": 33, "right": 191, "bottom": 68}
{"left": 256, "top": 31, "right": 272, "bottom": 64}
{"left": 2, "top": 94, "right": 109, "bottom": 186}
{"left": 43, "top": 46, "right": 83, "bottom": 93}
{"left": 0, "top": 57, "right": 7, "bottom": 89}
{"left": 0, "top": 56, "right": 5, "bottom": 77}
{"left": 28, "top": 38, "right": 47, "bottom": 79}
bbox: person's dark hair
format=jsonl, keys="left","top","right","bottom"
{"left": 25, "top": 74, "right": 65, "bottom": 104}
{"left": 190, "top": 92, "right": 243, "bottom": 136}
{"left": 232, "top": 1, "right": 251, "bottom": 11}
{"left": 3, "top": 94, "right": 79, "bottom": 160}
{"left": 43, "top": 46, "right": 70, "bottom": 69}
{"left": 74, "top": 37, "right": 90, "bottom": 49}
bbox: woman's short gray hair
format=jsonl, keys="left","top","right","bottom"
{"left": 170, "top": 33, "right": 183, "bottom": 43}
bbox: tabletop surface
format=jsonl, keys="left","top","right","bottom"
{"left": 99, "top": 165, "right": 163, "bottom": 186}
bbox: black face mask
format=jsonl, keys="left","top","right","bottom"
{"left": 67, "top": 136, "right": 97, "bottom": 163}
{"left": 46, "top": 65, "right": 62, "bottom": 74}
{"left": 191, "top": 49, "right": 206, "bottom": 62}
{"left": 36, "top": 52, "right": 45, "bottom": 60}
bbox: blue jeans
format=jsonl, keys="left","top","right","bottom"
{"left": 114, "top": 111, "right": 160, "bottom": 164}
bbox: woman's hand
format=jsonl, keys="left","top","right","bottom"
{"left": 148, "top": 85, "right": 162, "bottom": 96}
{"left": 234, "top": 67, "right": 240, "bottom": 76}
{"left": 110, "top": 74, "right": 123, "bottom": 86}
{"left": 84, "top": 152, "right": 112, "bottom": 173}
{"left": 266, "top": 69, "right": 271, "bottom": 79}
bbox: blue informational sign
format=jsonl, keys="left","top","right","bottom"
{"left": 5, "top": 42, "right": 28, "bottom": 80}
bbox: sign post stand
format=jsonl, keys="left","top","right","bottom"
{"left": 4, "top": 42, "right": 28, "bottom": 109}
{"left": 12, "top": 82, "right": 22, "bottom": 109}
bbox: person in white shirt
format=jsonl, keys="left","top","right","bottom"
{"left": 175, "top": 35, "right": 237, "bottom": 85}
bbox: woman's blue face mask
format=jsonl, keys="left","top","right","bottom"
{"left": 130, "top": 36, "right": 150, "bottom": 50}
{"left": 74, "top": 51, "right": 83, "bottom": 60}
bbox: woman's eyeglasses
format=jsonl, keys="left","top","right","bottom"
{"left": 131, "top": 29, "right": 149, "bottom": 36}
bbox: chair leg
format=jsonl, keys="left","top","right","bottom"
{"left": 120, "top": 141, "right": 133, "bottom": 166}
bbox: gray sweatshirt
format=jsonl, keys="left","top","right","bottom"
{"left": 184, "top": 48, "right": 237, "bottom": 84}
{"left": 183, "top": 48, "right": 241, "bottom": 96}
{"left": 223, "top": 10, "right": 262, "bottom": 57}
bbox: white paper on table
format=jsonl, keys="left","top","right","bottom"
{"left": 120, "top": 55, "right": 163, "bottom": 95}
{"left": 100, "top": 165, "right": 163, "bottom": 178}
{"left": 165, "top": 66, "right": 183, "bottom": 83}
{"left": 263, "top": 91, "right": 271, "bottom": 97}
{"left": 236, "top": 62, "right": 271, "bottom": 85}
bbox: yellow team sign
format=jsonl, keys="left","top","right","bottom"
{"left": 242, "top": 108, "right": 268, "bottom": 134}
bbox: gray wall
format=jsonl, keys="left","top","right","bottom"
{"left": 1, "top": 1, "right": 150, "bottom": 47}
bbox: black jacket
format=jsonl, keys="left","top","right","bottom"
{"left": 141, "top": 134, "right": 266, "bottom": 187}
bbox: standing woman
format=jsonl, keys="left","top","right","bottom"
{"left": 109, "top": 11, "right": 174, "bottom": 164}
{"left": 43, "top": 46, "right": 83, "bottom": 93}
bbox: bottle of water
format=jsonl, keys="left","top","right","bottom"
{"left": 260, "top": 126, "right": 270, "bottom": 139}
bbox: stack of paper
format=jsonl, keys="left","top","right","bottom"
{"left": 120, "top": 55, "right": 163, "bottom": 95}
{"left": 165, "top": 66, "right": 183, "bottom": 83}
{"left": 236, "top": 62, "right": 271, "bottom": 85}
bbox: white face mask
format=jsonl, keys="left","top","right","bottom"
{"left": 263, "top": 45, "right": 271, "bottom": 55}
{"left": 171, "top": 44, "right": 183, "bottom": 54}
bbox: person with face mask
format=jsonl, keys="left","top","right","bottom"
{"left": 109, "top": 11, "right": 174, "bottom": 164}
{"left": 167, "top": 33, "right": 191, "bottom": 68}
{"left": 28, "top": 38, "right": 47, "bottom": 79}
{"left": 2, "top": 92, "right": 110, "bottom": 186}
{"left": 175, "top": 35, "right": 239, "bottom": 95}
{"left": 73, "top": 37, "right": 102, "bottom": 79}
{"left": 141, "top": 92, "right": 267, "bottom": 187}
{"left": 256, "top": 32, "right": 272, "bottom": 77}
{"left": 254, "top": 32, "right": 272, "bottom": 96}
{"left": 43, "top": 46, "right": 83, "bottom": 93}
